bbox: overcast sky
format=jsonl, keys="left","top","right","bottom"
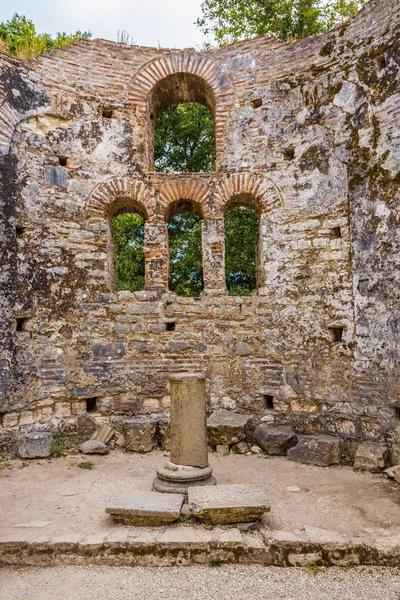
{"left": 1, "top": 0, "right": 206, "bottom": 49}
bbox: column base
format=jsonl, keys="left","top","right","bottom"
{"left": 153, "top": 462, "right": 216, "bottom": 496}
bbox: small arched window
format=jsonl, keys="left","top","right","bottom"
{"left": 224, "top": 196, "right": 260, "bottom": 296}
{"left": 148, "top": 73, "right": 216, "bottom": 173}
{"left": 109, "top": 200, "right": 146, "bottom": 292}
{"left": 166, "top": 200, "right": 204, "bottom": 297}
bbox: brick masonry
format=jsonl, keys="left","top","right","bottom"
{"left": 0, "top": 0, "right": 399, "bottom": 459}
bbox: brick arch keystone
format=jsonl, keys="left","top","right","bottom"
{"left": 214, "top": 173, "right": 283, "bottom": 214}
{"left": 86, "top": 177, "right": 156, "bottom": 221}
{"left": 157, "top": 178, "right": 214, "bottom": 220}
{"left": 129, "top": 53, "right": 235, "bottom": 162}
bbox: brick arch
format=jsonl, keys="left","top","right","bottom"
{"left": 86, "top": 177, "right": 156, "bottom": 221}
{"left": 0, "top": 91, "right": 70, "bottom": 155}
{"left": 214, "top": 173, "right": 283, "bottom": 214}
{"left": 157, "top": 178, "right": 215, "bottom": 220}
{"left": 129, "top": 53, "right": 235, "bottom": 167}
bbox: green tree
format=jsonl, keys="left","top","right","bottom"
{"left": 112, "top": 212, "right": 145, "bottom": 292}
{"left": 197, "top": 0, "right": 366, "bottom": 44}
{"left": 0, "top": 13, "right": 91, "bottom": 59}
{"left": 168, "top": 212, "right": 204, "bottom": 297}
{"left": 154, "top": 102, "right": 216, "bottom": 173}
{"left": 225, "top": 206, "right": 259, "bottom": 295}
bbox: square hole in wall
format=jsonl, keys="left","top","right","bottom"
{"left": 330, "top": 226, "right": 342, "bottom": 239}
{"left": 102, "top": 107, "right": 114, "bottom": 118}
{"left": 283, "top": 146, "right": 295, "bottom": 161}
{"left": 166, "top": 322, "right": 176, "bottom": 331}
{"left": 395, "top": 407, "right": 400, "bottom": 419}
{"left": 264, "top": 395, "right": 275, "bottom": 410}
{"left": 86, "top": 397, "right": 98, "bottom": 413}
{"left": 329, "top": 327, "right": 344, "bottom": 343}
{"left": 15, "top": 226, "right": 24, "bottom": 239}
{"left": 15, "top": 317, "right": 29, "bottom": 332}
{"left": 251, "top": 98, "right": 263, "bottom": 109}
{"left": 58, "top": 156, "right": 68, "bottom": 167}
{"left": 376, "top": 54, "right": 386, "bottom": 72}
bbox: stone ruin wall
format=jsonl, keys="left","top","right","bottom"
{"left": 0, "top": 0, "right": 399, "bottom": 460}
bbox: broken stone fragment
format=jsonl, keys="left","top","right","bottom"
{"left": 255, "top": 425, "right": 298, "bottom": 455}
{"left": 384, "top": 465, "right": 400, "bottom": 483}
{"left": 106, "top": 490, "right": 184, "bottom": 526}
{"left": 232, "top": 441, "right": 249, "bottom": 454}
{"left": 123, "top": 418, "right": 157, "bottom": 452}
{"left": 215, "top": 444, "right": 230, "bottom": 455}
{"left": 188, "top": 484, "right": 270, "bottom": 525}
{"left": 158, "top": 418, "right": 170, "bottom": 451}
{"left": 90, "top": 423, "right": 114, "bottom": 444}
{"left": 79, "top": 439, "right": 109, "bottom": 454}
{"left": 287, "top": 435, "right": 342, "bottom": 466}
{"left": 18, "top": 431, "right": 53, "bottom": 459}
{"left": 354, "top": 442, "right": 389, "bottom": 472}
{"left": 207, "top": 409, "right": 251, "bottom": 446}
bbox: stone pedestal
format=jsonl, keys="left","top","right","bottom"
{"left": 153, "top": 374, "right": 216, "bottom": 495}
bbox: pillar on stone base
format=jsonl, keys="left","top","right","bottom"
{"left": 144, "top": 222, "right": 168, "bottom": 292}
{"left": 153, "top": 374, "right": 216, "bottom": 495}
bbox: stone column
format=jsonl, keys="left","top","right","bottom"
{"left": 144, "top": 222, "right": 168, "bottom": 292}
{"left": 201, "top": 218, "right": 227, "bottom": 296}
{"left": 153, "top": 374, "right": 216, "bottom": 495}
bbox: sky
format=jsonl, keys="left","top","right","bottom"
{"left": 0, "top": 0, "right": 207, "bottom": 49}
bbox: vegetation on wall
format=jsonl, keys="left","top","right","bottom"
{"left": 225, "top": 206, "right": 259, "bottom": 295}
{"left": 197, "top": 0, "right": 367, "bottom": 44}
{"left": 0, "top": 13, "right": 91, "bottom": 59}
{"left": 168, "top": 212, "right": 204, "bottom": 297}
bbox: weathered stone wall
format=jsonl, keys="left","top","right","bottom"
{"left": 0, "top": 0, "right": 399, "bottom": 459}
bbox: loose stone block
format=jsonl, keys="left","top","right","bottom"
{"left": 207, "top": 409, "right": 251, "bottom": 446}
{"left": 287, "top": 435, "right": 342, "bottom": 466}
{"left": 188, "top": 484, "right": 270, "bottom": 524}
{"left": 169, "top": 374, "right": 208, "bottom": 468}
{"left": 79, "top": 439, "right": 109, "bottom": 454}
{"left": 354, "top": 442, "right": 389, "bottom": 472}
{"left": 18, "top": 431, "right": 53, "bottom": 459}
{"left": 255, "top": 425, "right": 298, "bottom": 455}
{"left": 91, "top": 423, "right": 115, "bottom": 444}
{"left": 123, "top": 418, "right": 157, "bottom": 452}
{"left": 106, "top": 490, "right": 184, "bottom": 526}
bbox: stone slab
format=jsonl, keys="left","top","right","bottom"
{"left": 17, "top": 432, "right": 53, "bottom": 459}
{"left": 354, "top": 442, "right": 389, "bottom": 472}
{"left": 207, "top": 410, "right": 251, "bottom": 446}
{"left": 105, "top": 490, "right": 185, "bottom": 526}
{"left": 287, "top": 435, "right": 342, "bottom": 466}
{"left": 188, "top": 484, "right": 270, "bottom": 524}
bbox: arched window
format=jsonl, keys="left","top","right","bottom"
{"left": 148, "top": 73, "right": 216, "bottom": 173}
{"left": 167, "top": 200, "right": 204, "bottom": 297}
{"left": 224, "top": 197, "right": 260, "bottom": 296}
{"left": 109, "top": 201, "right": 146, "bottom": 292}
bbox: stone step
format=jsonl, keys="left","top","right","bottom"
{"left": 105, "top": 490, "right": 185, "bottom": 526}
{"left": 188, "top": 484, "right": 270, "bottom": 525}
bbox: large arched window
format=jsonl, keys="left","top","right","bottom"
{"left": 224, "top": 197, "right": 260, "bottom": 296}
{"left": 109, "top": 200, "right": 146, "bottom": 292}
{"left": 147, "top": 73, "right": 216, "bottom": 173}
{"left": 167, "top": 200, "right": 204, "bottom": 297}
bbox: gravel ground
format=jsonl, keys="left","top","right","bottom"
{"left": 0, "top": 565, "right": 399, "bottom": 600}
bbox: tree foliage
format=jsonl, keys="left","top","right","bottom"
{"left": 197, "top": 0, "right": 366, "bottom": 44}
{"left": 225, "top": 206, "right": 259, "bottom": 296}
{"left": 0, "top": 13, "right": 91, "bottom": 59}
{"left": 112, "top": 212, "right": 145, "bottom": 292}
{"left": 168, "top": 212, "right": 204, "bottom": 297}
{"left": 154, "top": 102, "right": 216, "bottom": 173}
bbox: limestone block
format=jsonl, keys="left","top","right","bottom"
{"left": 354, "top": 442, "right": 389, "bottom": 472}
{"left": 18, "top": 432, "right": 53, "bottom": 459}
{"left": 169, "top": 374, "right": 208, "bottom": 468}
{"left": 106, "top": 490, "right": 184, "bottom": 526}
{"left": 207, "top": 409, "right": 251, "bottom": 446}
{"left": 287, "top": 435, "right": 342, "bottom": 466}
{"left": 90, "top": 423, "right": 115, "bottom": 444}
{"left": 188, "top": 484, "right": 270, "bottom": 524}
{"left": 3, "top": 413, "right": 19, "bottom": 428}
{"left": 158, "top": 418, "right": 170, "bottom": 450}
{"left": 123, "top": 418, "right": 157, "bottom": 452}
{"left": 384, "top": 465, "right": 400, "bottom": 483}
{"left": 255, "top": 425, "right": 298, "bottom": 455}
{"left": 79, "top": 439, "right": 109, "bottom": 454}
